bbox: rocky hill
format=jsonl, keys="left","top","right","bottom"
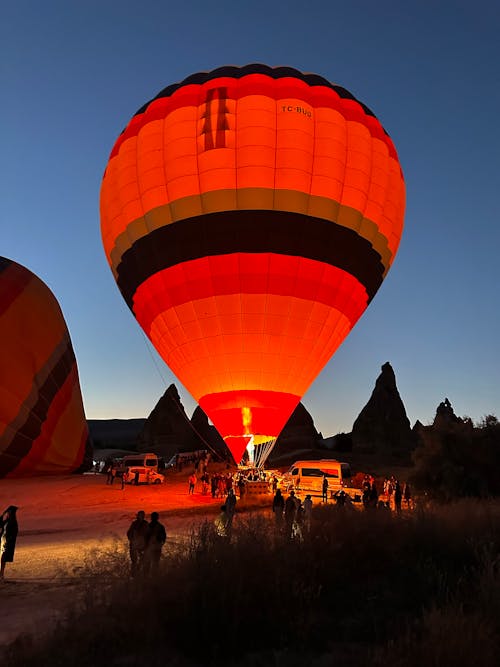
{"left": 351, "top": 362, "right": 415, "bottom": 461}
{"left": 88, "top": 362, "right": 425, "bottom": 465}
{"left": 88, "top": 418, "right": 145, "bottom": 450}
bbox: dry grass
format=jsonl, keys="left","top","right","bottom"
{"left": 3, "top": 500, "right": 500, "bottom": 666}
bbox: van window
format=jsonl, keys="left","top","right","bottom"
{"left": 124, "top": 458, "right": 142, "bottom": 467}
{"left": 291, "top": 468, "right": 299, "bottom": 476}
{"left": 303, "top": 467, "right": 339, "bottom": 478}
{"left": 145, "top": 458, "right": 157, "bottom": 467}
{"left": 340, "top": 463, "right": 352, "bottom": 479}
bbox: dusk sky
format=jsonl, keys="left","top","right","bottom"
{"left": 2, "top": 0, "right": 499, "bottom": 437}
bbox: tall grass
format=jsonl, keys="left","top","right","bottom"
{"left": 3, "top": 500, "right": 500, "bottom": 666}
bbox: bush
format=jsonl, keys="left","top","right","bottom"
{"left": 3, "top": 501, "right": 500, "bottom": 666}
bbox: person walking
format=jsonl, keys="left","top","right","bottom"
{"left": 0, "top": 506, "right": 19, "bottom": 581}
{"left": 126, "top": 510, "right": 149, "bottom": 577}
{"left": 188, "top": 472, "right": 196, "bottom": 495}
{"left": 144, "top": 512, "right": 166, "bottom": 575}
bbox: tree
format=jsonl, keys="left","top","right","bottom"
{"left": 410, "top": 414, "right": 500, "bottom": 500}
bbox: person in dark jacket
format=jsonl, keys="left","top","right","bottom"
{"left": 126, "top": 510, "right": 149, "bottom": 576}
{"left": 0, "top": 506, "right": 19, "bottom": 580}
{"left": 144, "top": 512, "right": 166, "bottom": 575}
{"left": 272, "top": 489, "right": 285, "bottom": 529}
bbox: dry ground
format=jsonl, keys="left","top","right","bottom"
{"left": 0, "top": 467, "right": 245, "bottom": 647}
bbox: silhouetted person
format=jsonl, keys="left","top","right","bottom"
{"left": 303, "top": 494, "right": 313, "bottom": 532}
{"left": 284, "top": 491, "right": 298, "bottom": 539}
{"left": 394, "top": 481, "right": 402, "bottom": 514}
{"left": 214, "top": 505, "right": 229, "bottom": 539}
{"left": 272, "top": 489, "right": 285, "bottom": 528}
{"left": 403, "top": 482, "right": 412, "bottom": 509}
{"left": 334, "top": 489, "right": 347, "bottom": 507}
{"left": 225, "top": 489, "right": 237, "bottom": 529}
{"left": 369, "top": 481, "right": 379, "bottom": 509}
{"left": 126, "top": 510, "right": 149, "bottom": 576}
{"left": 322, "top": 475, "right": 329, "bottom": 502}
{"left": 0, "top": 506, "right": 19, "bottom": 580}
{"left": 144, "top": 512, "right": 166, "bottom": 575}
{"left": 106, "top": 464, "right": 115, "bottom": 485}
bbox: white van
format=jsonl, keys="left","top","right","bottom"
{"left": 283, "top": 459, "right": 358, "bottom": 500}
{"left": 126, "top": 467, "right": 164, "bottom": 485}
{"left": 122, "top": 453, "right": 159, "bottom": 471}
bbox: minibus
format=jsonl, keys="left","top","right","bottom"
{"left": 283, "top": 459, "right": 354, "bottom": 498}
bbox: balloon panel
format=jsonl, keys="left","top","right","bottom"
{"left": 0, "top": 257, "right": 92, "bottom": 477}
{"left": 100, "top": 65, "right": 405, "bottom": 463}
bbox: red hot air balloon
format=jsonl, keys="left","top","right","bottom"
{"left": 100, "top": 65, "right": 405, "bottom": 466}
{"left": 0, "top": 257, "right": 92, "bottom": 477}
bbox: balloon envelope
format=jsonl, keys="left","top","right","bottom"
{"left": 100, "top": 64, "right": 405, "bottom": 464}
{"left": 0, "top": 257, "right": 92, "bottom": 477}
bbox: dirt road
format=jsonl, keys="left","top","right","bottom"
{"left": 0, "top": 470, "right": 243, "bottom": 647}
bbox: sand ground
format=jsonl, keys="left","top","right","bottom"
{"left": 0, "top": 468, "right": 246, "bottom": 648}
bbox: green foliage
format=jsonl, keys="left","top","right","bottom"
{"left": 411, "top": 416, "right": 500, "bottom": 500}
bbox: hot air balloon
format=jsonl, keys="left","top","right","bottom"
{"left": 0, "top": 257, "right": 92, "bottom": 477}
{"left": 100, "top": 64, "right": 405, "bottom": 467}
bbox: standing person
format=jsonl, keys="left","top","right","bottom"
{"left": 188, "top": 472, "right": 197, "bottom": 495}
{"left": 201, "top": 471, "right": 209, "bottom": 495}
{"left": 144, "top": 512, "right": 166, "bottom": 575}
{"left": 214, "top": 505, "right": 229, "bottom": 539}
{"left": 272, "top": 489, "right": 285, "bottom": 529}
{"left": 126, "top": 510, "right": 149, "bottom": 577}
{"left": 225, "top": 489, "right": 237, "bottom": 530}
{"left": 0, "top": 506, "right": 19, "bottom": 581}
{"left": 106, "top": 463, "right": 114, "bottom": 485}
{"left": 403, "top": 482, "right": 412, "bottom": 509}
{"left": 237, "top": 476, "right": 246, "bottom": 500}
{"left": 334, "top": 489, "right": 347, "bottom": 507}
{"left": 284, "top": 491, "right": 298, "bottom": 539}
{"left": 303, "top": 494, "right": 313, "bottom": 533}
{"left": 394, "top": 481, "right": 403, "bottom": 515}
{"left": 322, "top": 475, "right": 329, "bottom": 503}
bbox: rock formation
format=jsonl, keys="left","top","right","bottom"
{"left": 190, "top": 406, "right": 232, "bottom": 461}
{"left": 433, "top": 397, "right": 462, "bottom": 426}
{"left": 268, "top": 402, "right": 321, "bottom": 463}
{"left": 137, "top": 384, "right": 194, "bottom": 459}
{"left": 351, "top": 362, "right": 414, "bottom": 459}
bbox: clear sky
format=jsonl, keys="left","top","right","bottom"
{"left": 2, "top": 0, "right": 499, "bottom": 436}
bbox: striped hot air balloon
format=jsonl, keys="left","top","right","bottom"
{"left": 100, "top": 64, "right": 405, "bottom": 467}
{"left": 0, "top": 257, "right": 92, "bottom": 477}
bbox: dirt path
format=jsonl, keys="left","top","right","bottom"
{"left": 0, "top": 471, "right": 252, "bottom": 647}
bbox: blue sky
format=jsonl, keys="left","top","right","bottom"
{"left": 2, "top": 1, "right": 499, "bottom": 436}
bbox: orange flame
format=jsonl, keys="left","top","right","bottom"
{"left": 241, "top": 407, "right": 252, "bottom": 435}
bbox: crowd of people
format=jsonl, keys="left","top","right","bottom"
{"left": 1, "top": 464, "right": 415, "bottom": 582}
{"left": 360, "top": 474, "right": 413, "bottom": 513}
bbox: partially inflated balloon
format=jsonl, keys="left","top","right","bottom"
{"left": 100, "top": 64, "right": 405, "bottom": 465}
{"left": 0, "top": 257, "right": 92, "bottom": 477}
